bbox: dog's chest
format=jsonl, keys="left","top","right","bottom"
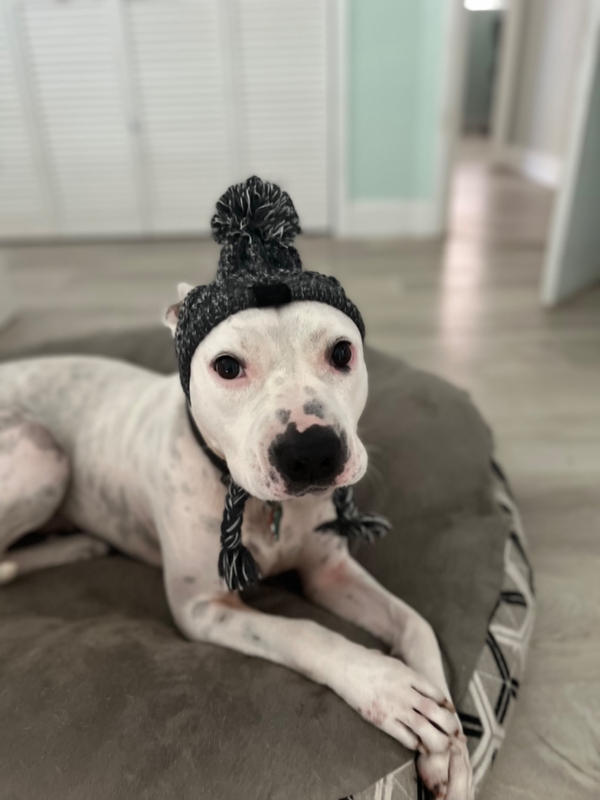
{"left": 241, "top": 496, "right": 333, "bottom": 575}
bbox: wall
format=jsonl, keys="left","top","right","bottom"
{"left": 344, "top": 0, "right": 451, "bottom": 235}
{"left": 510, "top": 0, "right": 588, "bottom": 158}
{"left": 462, "top": 10, "right": 503, "bottom": 133}
{"left": 543, "top": 41, "right": 600, "bottom": 304}
{"left": 497, "top": 0, "right": 590, "bottom": 186}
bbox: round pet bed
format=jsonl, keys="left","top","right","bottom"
{"left": 0, "top": 328, "right": 535, "bottom": 799}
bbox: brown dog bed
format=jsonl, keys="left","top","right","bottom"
{"left": 0, "top": 327, "right": 534, "bottom": 799}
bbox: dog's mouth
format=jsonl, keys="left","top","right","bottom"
{"left": 229, "top": 427, "right": 366, "bottom": 502}
{"left": 255, "top": 481, "right": 331, "bottom": 503}
{"left": 289, "top": 485, "right": 330, "bottom": 498}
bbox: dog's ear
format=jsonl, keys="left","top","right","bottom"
{"left": 163, "top": 282, "right": 194, "bottom": 334}
{"left": 177, "top": 282, "right": 194, "bottom": 301}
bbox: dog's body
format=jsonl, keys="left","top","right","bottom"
{"left": 0, "top": 353, "right": 336, "bottom": 586}
{"left": 0, "top": 300, "right": 473, "bottom": 799}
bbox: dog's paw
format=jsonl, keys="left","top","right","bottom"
{"left": 417, "top": 750, "right": 450, "bottom": 799}
{"left": 417, "top": 736, "right": 473, "bottom": 800}
{"left": 446, "top": 736, "right": 474, "bottom": 800}
{"left": 336, "top": 650, "right": 458, "bottom": 754}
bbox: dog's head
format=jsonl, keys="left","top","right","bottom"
{"left": 165, "top": 284, "right": 368, "bottom": 501}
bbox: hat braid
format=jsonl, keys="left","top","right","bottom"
{"left": 316, "top": 486, "right": 391, "bottom": 543}
{"left": 218, "top": 480, "right": 260, "bottom": 591}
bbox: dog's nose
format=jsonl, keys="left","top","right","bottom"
{"left": 269, "top": 424, "right": 345, "bottom": 492}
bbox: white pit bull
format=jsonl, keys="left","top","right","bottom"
{"left": 0, "top": 177, "right": 473, "bottom": 799}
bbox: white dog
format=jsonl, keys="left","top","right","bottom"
{"left": 0, "top": 178, "right": 473, "bottom": 799}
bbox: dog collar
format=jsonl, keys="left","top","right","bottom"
{"left": 185, "top": 404, "right": 283, "bottom": 540}
{"left": 186, "top": 404, "right": 283, "bottom": 541}
{"left": 186, "top": 404, "right": 228, "bottom": 483}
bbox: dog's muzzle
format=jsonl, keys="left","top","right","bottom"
{"left": 269, "top": 424, "right": 346, "bottom": 494}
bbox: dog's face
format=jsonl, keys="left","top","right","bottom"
{"left": 166, "top": 286, "right": 368, "bottom": 501}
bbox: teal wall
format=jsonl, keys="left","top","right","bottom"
{"left": 348, "top": 0, "right": 449, "bottom": 201}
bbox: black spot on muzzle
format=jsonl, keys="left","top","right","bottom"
{"left": 303, "top": 400, "right": 325, "bottom": 419}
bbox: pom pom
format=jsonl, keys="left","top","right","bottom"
{"left": 211, "top": 176, "right": 301, "bottom": 248}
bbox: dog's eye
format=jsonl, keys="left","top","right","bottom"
{"left": 213, "top": 355, "right": 242, "bottom": 380}
{"left": 330, "top": 340, "right": 352, "bottom": 370}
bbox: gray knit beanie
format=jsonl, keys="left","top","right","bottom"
{"left": 174, "top": 176, "right": 365, "bottom": 398}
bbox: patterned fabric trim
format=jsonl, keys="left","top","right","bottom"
{"left": 343, "top": 460, "right": 536, "bottom": 800}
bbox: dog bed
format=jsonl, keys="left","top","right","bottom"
{"left": 0, "top": 327, "right": 534, "bottom": 799}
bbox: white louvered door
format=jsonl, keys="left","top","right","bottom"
{"left": 125, "top": 0, "right": 230, "bottom": 233}
{"left": 0, "top": 1, "right": 52, "bottom": 236}
{"left": 0, "top": 0, "right": 332, "bottom": 238}
{"left": 234, "top": 0, "right": 329, "bottom": 231}
{"left": 15, "top": 0, "right": 142, "bottom": 235}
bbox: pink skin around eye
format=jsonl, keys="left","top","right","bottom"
{"left": 347, "top": 344, "right": 357, "bottom": 368}
{"left": 214, "top": 373, "right": 249, "bottom": 386}
{"left": 213, "top": 375, "right": 249, "bottom": 388}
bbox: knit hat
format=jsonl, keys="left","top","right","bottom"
{"left": 174, "top": 175, "right": 365, "bottom": 399}
{"left": 174, "top": 177, "right": 388, "bottom": 593}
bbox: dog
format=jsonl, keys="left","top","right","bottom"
{"left": 0, "top": 178, "right": 473, "bottom": 799}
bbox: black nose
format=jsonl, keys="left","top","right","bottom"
{"left": 269, "top": 424, "right": 346, "bottom": 492}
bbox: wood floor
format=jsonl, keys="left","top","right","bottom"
{"left": 1, "top": 139, "right": 599, "bottom": 798}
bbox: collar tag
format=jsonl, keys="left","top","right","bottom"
{"left": 266, "top": 501, "right": 283, "bottom": 540}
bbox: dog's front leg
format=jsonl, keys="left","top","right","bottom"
{"left": 297, "top": 536, "right": 448, "bottom": 691}
{"left": 297, "top": 535, "right": 473, "bottom": 800}
{"left": 164, "top": 565, "right": 457, "bottom": 758}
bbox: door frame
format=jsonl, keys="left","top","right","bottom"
{"left": 541, "top": 0, "right": 600, "bottom": 305}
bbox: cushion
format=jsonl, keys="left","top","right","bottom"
{"left": 0, "top": 328, "right": 534, "bottom": 799}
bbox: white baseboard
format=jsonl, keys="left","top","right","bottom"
{"left": 335, "top": 199, "right": 441, "bottom": 237}
{"left": 495, "top": 145, "right": 562, "bottom": 188}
